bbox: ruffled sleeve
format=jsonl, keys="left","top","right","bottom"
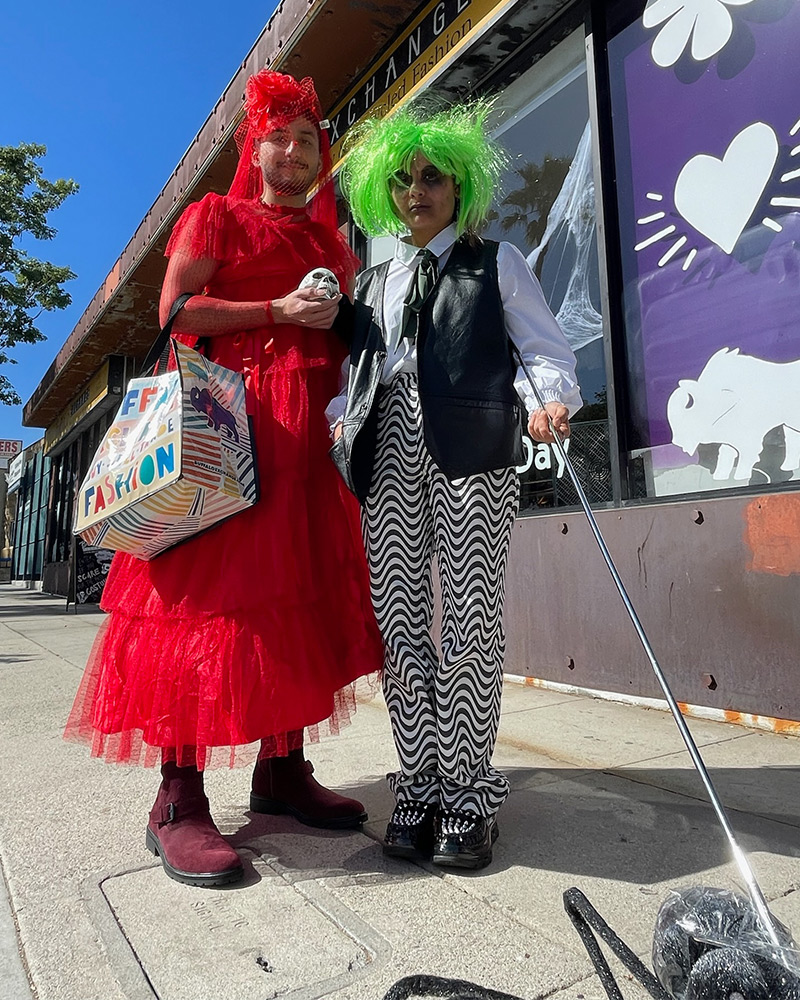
{"left": 165, "top": 192, "right": 228, "bottom": 260}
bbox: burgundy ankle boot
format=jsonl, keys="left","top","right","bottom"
{"left": 250, "top": 748, "right": 367, "bottom": 829}
{"left": 146, "top": 761, "right": 244, "bottom": 887}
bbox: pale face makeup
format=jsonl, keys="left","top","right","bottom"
{"left": 390, "top": 152, "right": 459, "bottom": 246}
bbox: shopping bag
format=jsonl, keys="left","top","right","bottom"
{"left": 73, "top": 339, "right": 258, "bottom": 560}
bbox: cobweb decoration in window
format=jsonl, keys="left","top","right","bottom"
{"left": 527, "top": 121, "right": 603, "bottom": 352}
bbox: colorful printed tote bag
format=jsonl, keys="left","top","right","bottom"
{"left": 74, "top": 339, "right": 258, "bottom": 559}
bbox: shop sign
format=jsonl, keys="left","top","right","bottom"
{"left": 516, "top": 436, "right": 571, "bottom": 478}
{"left": 0, "top": 439, "right": 22, "bottom": 473}
{"left": 44, "top": 356, "right": 125, "bottom": 457}
{"left": 328, "top": 0, "right": 512, "bottom": 164}
{"left": 6, "top": 452, "right": 23, "bottom": 493}
{"left": 69, "top": 536, "right": 113, "bottom": 606}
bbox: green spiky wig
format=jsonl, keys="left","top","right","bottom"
{"left": 341, "top": 96, "right": 507, "bottom": 238}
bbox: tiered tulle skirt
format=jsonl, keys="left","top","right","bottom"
{"left": 65, "top": 344, "right": 382, "bottom": 769}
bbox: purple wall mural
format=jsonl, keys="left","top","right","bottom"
{"left": 607, "top": 0, "right": 800, "bottom": 492}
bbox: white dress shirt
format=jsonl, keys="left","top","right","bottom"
{"left": 325, "top": 224, "right": 582, "bottom": 429}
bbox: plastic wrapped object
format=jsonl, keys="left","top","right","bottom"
{"left": 376, "top": 888, "right": 800, "bottom": 1000}
{"left": 653, "top": 887, "right": 800, "bottom": 999}
{"left": 563, "top": 886, "right": 800, "bottom": 1000}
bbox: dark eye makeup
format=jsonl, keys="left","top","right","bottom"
{"left": 391, "top": 167, "right": 446, "bottom": 190}
{"left": 420, "top": 168, "right": 444, "bottom": 184}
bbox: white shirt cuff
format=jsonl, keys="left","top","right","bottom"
{"left": 325, "top": 394, "right": 347, "bottom": 435}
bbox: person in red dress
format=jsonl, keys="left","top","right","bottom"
{"left": 65, "top": 70, "right": 383, "bottom": 887}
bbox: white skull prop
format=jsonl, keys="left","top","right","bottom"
{"left": 298, "top": 267, "right": 340, "bottom": 299}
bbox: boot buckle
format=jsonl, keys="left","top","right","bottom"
{"left": 155, "top": 801, "right": 177, "bottom": 826}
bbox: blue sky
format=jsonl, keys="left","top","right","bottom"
{"left": 1, "top": 1, "right": 278, "bottom": 447}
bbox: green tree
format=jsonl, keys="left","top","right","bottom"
{"left": 0, "top": 143, "right": 78, "bottom": 405}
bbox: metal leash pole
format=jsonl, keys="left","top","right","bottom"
{"left": 518, "top": 358, "right": 786, "bottom": 958}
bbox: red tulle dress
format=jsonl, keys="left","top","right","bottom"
{"left": 65, "top": 194, "right": 383, "bottom": 769}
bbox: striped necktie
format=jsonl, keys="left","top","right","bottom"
{"left": 401, "top": 248, "right": 438, "bottom": 344}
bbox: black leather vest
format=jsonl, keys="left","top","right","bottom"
{"left": 330, "top": 237, "right": 525, "bottom": 502}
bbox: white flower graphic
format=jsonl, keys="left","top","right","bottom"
{"left": 643, "top": 0, "right": 758, "bottom": 68}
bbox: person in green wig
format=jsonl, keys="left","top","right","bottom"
{"left": 327, "top": 96, "right": 582, "bottom": 869}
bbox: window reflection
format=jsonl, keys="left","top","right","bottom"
{"left": 483, "top": 40, "right": 611, "bottom": 514}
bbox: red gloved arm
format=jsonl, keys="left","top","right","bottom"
{"left": 159, "top": 253, "right": 269, "bottom": 336}
{"left": 159, "top": 252, "right": 341, "bottom": 336}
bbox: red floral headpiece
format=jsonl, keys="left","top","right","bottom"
{"left": 227, "top": 69, "right": 339, "bottom": 234}
{"left": 244, "top": 70, "right": 323, "bottom": 136}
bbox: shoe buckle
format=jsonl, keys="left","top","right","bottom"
{"left": 167, "top": 802, "right": 177, "bottom": 823}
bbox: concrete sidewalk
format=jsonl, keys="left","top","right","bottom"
{"left": 1, "top": 583, "right": 799, "bottom": 1000}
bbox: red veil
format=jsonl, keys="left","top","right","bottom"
{"left": 228, "top": 69, "right": 338, "bottom": 231}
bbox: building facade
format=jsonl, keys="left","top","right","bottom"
{"left": 22, "top": 0, "right": 800, "bottom": 722}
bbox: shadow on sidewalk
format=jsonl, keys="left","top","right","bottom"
{"left": 0, "top": 587, "right": 105, "bottom": 616}
{"left": 220, "top": 765, "right": 800, "bottom": 888}
{"left": 495, "top": 765, "right": 800, "bottom": 882}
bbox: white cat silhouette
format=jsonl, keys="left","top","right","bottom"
{"left": 667, "top": 348, "right": 800, "bottom": 480}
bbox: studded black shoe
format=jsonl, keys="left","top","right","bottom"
{"left": 432, "top": 809, "right": 499, "bottom": 870}
{"left": 383, "top": 801, "right": 438, "bottom": 860}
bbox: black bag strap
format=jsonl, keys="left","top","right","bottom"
{"left": 382, "top": 975, "right": 525, "bottom": 1000}
{"left": 139, "top": 293, "right": 195, "bottom": 376}
{"left": 563, "top": 888, "right": 670, "bottom": 1000}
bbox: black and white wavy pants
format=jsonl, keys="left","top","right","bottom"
{"left": 363, "top": 374, "right": 519, "bottom": 818}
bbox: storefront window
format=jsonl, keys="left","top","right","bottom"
{"left": 45, "top": 450, "right": 74, "bottom": 565}
{"left": 606, "top": 1, "right": 800, "bottom": 498}
{"left": 482, "top": 27, "right": 610, "bottom": 516}
{"left": 12, "top": 447, "right": 50, "bottom": 582}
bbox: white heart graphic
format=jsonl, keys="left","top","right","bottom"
{"left": 674, "top": 122, "right": 778, "bottom": 254}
